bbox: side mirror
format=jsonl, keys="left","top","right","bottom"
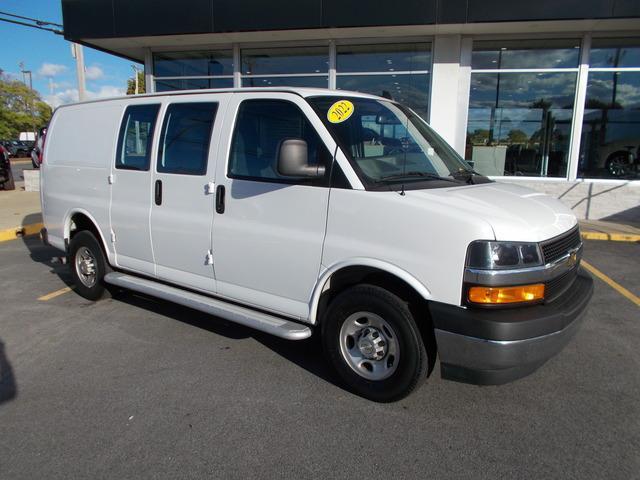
{"left": 277, "top": 139, "right": 325, "bottom": 178}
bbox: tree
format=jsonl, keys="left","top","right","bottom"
{"left": 126, "top": 70, "right": 146, "bottom": 95}
{"left": 506, "top": 129, "right": 529, "bottom": 145}
{"left": 0, "top": 74, "right": 52, "bottom": 139}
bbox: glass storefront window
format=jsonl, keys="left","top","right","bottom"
{"left": 336, "top": 74, "right": 430, "bottom": 119}
{"left": 589, "top": 38, "right": 640, "bottom": 69}
{"left": 155, "top": 78, "right": 234, "bottom": 92}
{"left": 241, "top": 47, "right": 328, "bottom": 75}
{"left": 578, "top": 51, "right": 640, "bottom": 179}
{"left": 241, "top": 76, "right": 329, "bottom": 88}
{"left": 466, "top": 72, "right": 577, "bottom": 177}
{"left": 153, "top": 50, "right": 234, "bottom": 77}
{"left": 336, "top": 43, "right": 431, "bottom": 121}
{"left": 471, "top": 40, "right": 580, "bottom": 70}
{"left": 337, "top": 43, "right": 431, "bottom": 72}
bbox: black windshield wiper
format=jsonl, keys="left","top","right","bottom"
{"left": 376, "top": 171, "right": 461, "bottom": 184}
{"left": 449, "top": 169, "right": 492, "bottom": 185}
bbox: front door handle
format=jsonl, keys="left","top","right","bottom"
{"left": 155, "top": 179, "right": 162, "bottom": 205}
{"left": 215, "top": 185, "right": 225, "bottom": 214}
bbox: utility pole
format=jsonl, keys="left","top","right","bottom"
{"left": 19, "top": 62, "right": 37, "bottom": 139}
{"left": 71, "top": 43, "right": 86, "bottom": 101}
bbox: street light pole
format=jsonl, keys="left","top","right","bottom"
{"left": 131, "top": 64, "right": 139, "bottom": 94}
{"left": 71, "top": 43, "right": 86, "bottom": 101}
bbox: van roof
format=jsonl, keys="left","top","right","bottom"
{"left": 56, "top": 87, "right": 385, "bottom": 109}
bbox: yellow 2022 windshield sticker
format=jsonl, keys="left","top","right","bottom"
{"left": 327, "top": 100, "right": 354, "bottom": 123}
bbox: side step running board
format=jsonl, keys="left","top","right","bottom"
{"left": 104, "top": 272, "right": 312, "bottom": 340}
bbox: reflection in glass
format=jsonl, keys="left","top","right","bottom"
{"left": 241, "top": 76, "right": 328, "bottom": 88}
{"left": 337, "top": 43, "right": 431, "bottom": 72}
{"left": 590, "top": 39, "right": 640, "bottom": 68}
{"left": 471, "top": 40, "right": 580, "bottom": 70}
{"left": 241, "top": 47, "right": 328, "bottom": 75}
{"left": 336, "top": 74, "right": 430, "bottom": 120}
{"left": 466, "top": 72, "right": 577, "bottom": 177}
{"left": 155, "top": 78, "right": 234, "bottom": 91}
{"left": 578, "top": 72, "right": 640, "bottom": 179}
{"left": 153, "top": 51, "right": 234, "bottom": 77}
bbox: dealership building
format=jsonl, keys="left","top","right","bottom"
{"left": 61, "top": 0, "right": 639, "bottom": 221}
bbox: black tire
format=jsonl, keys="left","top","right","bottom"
{"left": 322, "top": 284, "right": 429, "bottom": 402}
{"left": 69, "top": 231, "right": 111, "bottom": 301}
{"left": 3, "top": 169, "right": 15, "bottom": 190}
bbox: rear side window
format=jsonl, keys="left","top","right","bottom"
{"left": 116, "top": 104, "right": 160, "bottom": 171}
{"left": 228, "top": 99, "right": 331, "bottom": 185}
{"left": 157, "top": 102, "right": 218, "bottom": 175}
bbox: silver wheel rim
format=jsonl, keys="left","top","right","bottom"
{"left": 339, "top": 311, "right": 400, "bottom": 381}
{"left": 75, "top": 246, "right": 97, "bottom": 288}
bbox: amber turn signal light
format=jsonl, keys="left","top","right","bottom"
{"left": 468, "top": 284, "right": 545, "bottom": 305}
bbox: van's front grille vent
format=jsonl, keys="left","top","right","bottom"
{"left": 541, "top": 227, "right": 581, "bottom": 264}
{"left": 545, "top": 267, "right": 578, "bottom": 303}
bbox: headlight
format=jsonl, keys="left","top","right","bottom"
{"left": 466, "top": 240, "right": 543, "bottom": 270}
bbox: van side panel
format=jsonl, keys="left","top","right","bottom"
{"left": 42, "top": 102, "right": 124, "bottom": 257}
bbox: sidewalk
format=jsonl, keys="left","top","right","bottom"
{"left": 579, "top": 219, "right": 640, "bottom": 242}
{"left": 0, "top": 189, "right": 42, "bottom": 241}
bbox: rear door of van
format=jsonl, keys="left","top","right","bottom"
{"left": 110, "top": 103, "right": 161, "bottom": 275}
{"left": 149, "top": 94, "right": 228, "bottom": 293}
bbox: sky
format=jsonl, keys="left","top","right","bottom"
{"left": 0, "top": 0, "right": 139, "bottom": 107}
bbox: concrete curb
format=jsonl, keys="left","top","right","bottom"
{"left": 581, "top": 231, "right": 640, "bottom": 243}
{"left": 0, "top": 222, "right": 44, "bottom": 243}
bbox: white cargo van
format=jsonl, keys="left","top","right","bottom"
{"left": 40, "top": 88, "right": 593, "bottom": 401}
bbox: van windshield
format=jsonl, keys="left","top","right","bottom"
{"left": 307, "top": 96, "right": 487, "bottom": 189}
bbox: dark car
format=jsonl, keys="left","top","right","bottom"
{"left": 0, "top": 144, "right": 15, "bottom": 190}
{"left": 0, "top": 140, "right": 32, "bottom": 158}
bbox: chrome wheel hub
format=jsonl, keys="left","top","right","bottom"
{"left": 75, "top": 246, "right": 97, "bottom": 288}
{"left": 339, "top": 312, "right": 399, "bottom": 381}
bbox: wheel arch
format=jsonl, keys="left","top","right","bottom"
{"left": 64, "top": 208, "right": 111, "bottom": 260}
{"left": 309, "top": 258, "right": 432, "bottom": 325}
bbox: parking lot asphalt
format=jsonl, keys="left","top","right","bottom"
{"left": 0, "top": 237, "right": 638, "bottom": 479}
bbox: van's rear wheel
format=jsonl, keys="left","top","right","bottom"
{"left": 322, "top": 284, "right": 428, "bottom": 402}
{"left": 69, "top": 231, "right": 111, "bottom": 301}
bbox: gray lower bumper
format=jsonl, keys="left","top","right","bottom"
{"left": 430, "top": 268, "right": 593, "bottom": 385}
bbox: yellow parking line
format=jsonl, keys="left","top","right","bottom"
{"left": 38, "top": 286, "right": 73, "bottom": 301}
{"left": 582, "top": 260, "right": 640, "bottom": 307}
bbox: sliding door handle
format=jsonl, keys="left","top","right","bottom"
{"left": 155, "top": 179, "right": 162, "bottom": 205}
{"left": 215, "top": 185, "right": 225, "bottom": 214}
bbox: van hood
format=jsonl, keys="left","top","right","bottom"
{"left": 407, "top": 181, "right": 577, "bottom": 242}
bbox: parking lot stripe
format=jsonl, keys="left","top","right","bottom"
{"left": 38, "top": 286, "right": 73, "bottom": 301}
{"left": 582, "top": 260, "right": 640, "bottom": 307}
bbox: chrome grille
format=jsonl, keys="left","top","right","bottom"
{"left": 541, "top": 227, "right": 581, "bottom": 264}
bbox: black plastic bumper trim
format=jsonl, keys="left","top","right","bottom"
{"left": 429, "top": 267, "right": 593, "bottom": 342}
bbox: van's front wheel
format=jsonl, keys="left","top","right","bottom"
{"left": 69, "top": 231, "right": 111, "bottom": 301}
{"left": 322, "top": 284, "right": 428, "bottom": 402}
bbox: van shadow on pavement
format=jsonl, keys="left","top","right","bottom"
{"left": 0, "top": 339, "right": 17, "bottom": 404}
{"left": 115, "top": 291, "right": 337, "bottom": 387}
{"left": 19, "top": 218, "right": 339, "bottom": 390}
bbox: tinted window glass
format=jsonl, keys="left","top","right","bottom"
{"left": 590, "top": 39, "right": 640, "bottom": 68}
{"left": 471, "top": 40, "right": 580, "bottom": 69}
{"left": 116, "top": 104, "right": 160, "bottom": 171}
{"left": 155, "top": 78, "right": 233, "bottom": 91}
{"left": 241, "top": 47, "right": 328, "bottom": 75}
{"left": 153, "top": 50, "right": 234, "bottom": 77}
{"left": 228, "top": 100, "right": 330, "bottom": 185}
{"left": 337, "top": 43, "right": 431, "bottom": 72}
{"left": 466, "top": 72, "right": 577, "bottom": 177}
{"left": 157, "top": 103, "right": 217, "bottom": 175}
